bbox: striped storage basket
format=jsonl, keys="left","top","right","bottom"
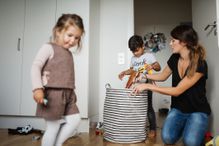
{"left": 103, "top": 85, "right": 148, "bottom": 143}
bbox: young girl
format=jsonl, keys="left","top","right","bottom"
{"left": 132, "top": 25, "right": 211, "bottom": 146}
{"left": 31, "top": 14, "right": 84, "bottom": 146}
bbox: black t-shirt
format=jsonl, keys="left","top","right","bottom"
{"left": 167, "top": 54, "right": 211, "bottom": 115}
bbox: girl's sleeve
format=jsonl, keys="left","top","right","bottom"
{"left": 31, "top": 44, "right": 53, "bottom": 91}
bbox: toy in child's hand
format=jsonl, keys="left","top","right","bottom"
{"left": 126, "top": 71, "right": 140, "bottom": 88}
{"left": 125, "top": 64, "right": 153, "bottom": 88}
{"left": 138, "top": 63, "right": 153, "bottom": 74}
{"left": 43, "top": 99, "right": 48, "bottom": 105}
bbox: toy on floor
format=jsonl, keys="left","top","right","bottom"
{"left": 205, "top": 132, "right": 213, "bottom": 144}
{"left": 95, "top": 122, "right": 104, "bottom": 135}
{"left": 8, "top": 125, "right": 33, "bottom": 135}
{"left": 206, "top": 135, "right": 219, "bottom": 146}
{"left": 126, "top": 63, "right": 153, "bottom": 88}
{"left": 8, "top": 125, "right": 43, "bottom": 135}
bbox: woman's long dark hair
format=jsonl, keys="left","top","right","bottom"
{"left": 171, "top": 25, "right": 206, "bottom": 77}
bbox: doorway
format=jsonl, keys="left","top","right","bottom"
{"left": 134, "top": 0, "right": 192, "bottom": 112}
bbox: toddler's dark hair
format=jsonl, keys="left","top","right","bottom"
{"left": 128, "top": 35, "right": 144, "bottom": 52}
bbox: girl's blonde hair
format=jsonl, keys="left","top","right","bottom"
{"left": 171, "top": 25, "right": 206, "bottom": 77}
{"left": 53, "top": 14, "right": 85, "bottom": 49}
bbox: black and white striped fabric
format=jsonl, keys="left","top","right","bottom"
{"left": 103, "top": 86, "right": 148, "bottom": 143}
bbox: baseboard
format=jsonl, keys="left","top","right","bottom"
{"left": 0, "top": 116, "right": 89, "bottom": 132}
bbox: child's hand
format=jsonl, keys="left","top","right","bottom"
{"left": 118, "top": 71, "right": 126, "bottom": 80}
{"left": 145, "top": 64, "right": 153, "bottom": 71}
{"left": 135, "top": 73, "right": 146, "bottom": 82}
{"left": 33, "top": 89, "right": 44, "bottom": 104}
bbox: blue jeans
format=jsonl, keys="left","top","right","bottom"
{"left": 161, "top": 108, "right": 209, "bottom": 146}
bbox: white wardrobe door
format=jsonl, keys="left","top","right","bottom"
{"left": 0, "top": 0, "right": 25, "bottom": 115}
{"left": 20, "top": 0, "right": 56, "bottom": 115}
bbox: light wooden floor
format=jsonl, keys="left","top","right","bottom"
{"left": 0, "top": 114, "right": 183, "bottom": 146}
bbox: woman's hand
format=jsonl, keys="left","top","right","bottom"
{"left": 131, "top": 83, "right": 155, "bottom": 95}
{"left": 33, "top": 88, "right": 44, "bottom": 104}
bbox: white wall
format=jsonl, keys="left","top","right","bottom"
{"left": 192, "top": 0, "right": 219, "bottom": 135}
{"left": 217, "top": 0, "right": 219, "bottom": 48}
{"left": 98, "top": 0, "right": 134, "bottom": 121}
{"left": 134, "top": 0, "right": 192, "bottom": 112}
{"left": 88, "top": 0, "right": 100, "bottom": 122}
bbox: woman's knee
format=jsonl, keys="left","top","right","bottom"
{"left": 161, "top": 130, "right": 177, "bottom": 144}
{"left": 182, "top": 113, "right": 208, "bottom": 146}
{"left": 183, "top": 136, "right": 203, "bottom": 146}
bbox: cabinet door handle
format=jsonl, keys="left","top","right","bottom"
{"left": 17, "top": 38, "right": 21, "bottom": 51}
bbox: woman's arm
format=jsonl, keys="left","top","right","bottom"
{"left": 133, "top": 72, "right": 204, "bottom": 96}
{"left": 147, "top": 65, "right": 172, "bottom": 82}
